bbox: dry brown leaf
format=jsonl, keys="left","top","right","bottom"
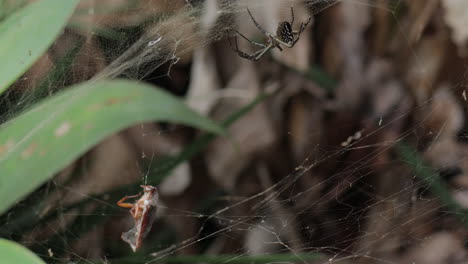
{"left": 442, "top": 0, "right": 468, "bottom": 54}
{"left": 421, "top": 87, "right": 464, "bottom": 167}
{"left": 186, "top": 0, "right": 222, "bottom": 115}
{"left": 400, "top": 232, "right": 468, "bottom": 264}
{"left": 406, "top": 0, "right": 438, "bottom": 45}
{"left": 287, "top": 93, "right": 323, "bottom": 163}
{"left": 365, "top": 59, "right": 406, "bottom": 119}
{"left": 405, "top": 34, "right": 447, "bottom": 103}
{"left": 206, "top": 65, "right": 276, "bottom": 191}
{"left": 322, "top": 2, "right": 371, "bottom": 109}
{"left": 421, "top": 87, "right": 464, "bottom": 139}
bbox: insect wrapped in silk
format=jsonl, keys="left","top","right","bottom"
{"left": 117, "top": 185, "right": 159, "bottom": 252}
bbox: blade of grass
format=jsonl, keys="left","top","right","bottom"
{"left": 0, "top": 238, "right": 46, "bottom": 264}
{"left": 0, "top": 0, "right": 79, "bottom": 94}
{"left": 397, "top": 142, "right": 468, "bottom": 225}
{"left": 304, "top": 65, "right": 337, "bottom": 93}
{"left": 273, "top": 58, "right": 336, "bottom": 93}
{"left": 12, "top": 39, "right": 84, "bottom": 116}
{"left": 0, "top": 79, "right": 223, "bottom": 215}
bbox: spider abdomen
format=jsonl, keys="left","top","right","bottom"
{"left": 277, "top": 21, "right": 294, "bottom": 43}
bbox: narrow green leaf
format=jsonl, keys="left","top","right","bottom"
{"left": 397, "top": 142, "right": 468, "bottom": 225}
{"left": 304, "top": 65, "right": 337, "bottom": 92}
{"left": 0, "top": 79, "right": 223, "bottom": 214}
{"left": 0, "top": 239, "right": 45, "bottom": 264}
{"left": 273, "top": 57, "right": 336, "bottom": 93}
{"left": 0, "top": 0, "right": 79, "bottom": 94}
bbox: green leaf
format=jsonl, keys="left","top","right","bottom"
{"left": 0, "top": 239, "right": 45, "bottom": 264}
{"left": 397, "top": 142, "right": 468, "bottom": 225}
{"left": 0, "top": 0, "right": 79, "bottom": 94}
{"left": 272, "top": 58, "right": 336, "bottom": 93}
{"left": 0, "top": 79, "right": 223, "bottom": 215}
{"left": 304, "top": 65, "right": 337, "bottom": 92}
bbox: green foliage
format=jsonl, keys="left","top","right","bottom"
{"left": 0, "top": 239, "right": 46, "bottom": 264}
{"left": 0, "top": 0, "right": 79, "bottom": 93}
{"left": 0, "top": 79, "right": 223, "bottom": 215}
{"left": 397, "top": 142, "right": 468, "bottom": 225}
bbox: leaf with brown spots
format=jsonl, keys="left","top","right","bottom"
{"left": 0, "top": 79, "right": 223, "bottom": 215}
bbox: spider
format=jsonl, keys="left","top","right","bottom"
{"left": 229, "top": 7, "right": 312, "bottom": 61}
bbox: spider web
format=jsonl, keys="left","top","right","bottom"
{"left": 1, "top": 0, "right": 468, "bottom": 263}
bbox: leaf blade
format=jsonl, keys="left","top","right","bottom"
{"left": 0, "top": 239, "right": 46, "bottom": 264}
{"left": 0, "top": 79, "right": 223, "bottom": 214}
{"left": 0, "top": 0, "right": 79, "bottom": 93}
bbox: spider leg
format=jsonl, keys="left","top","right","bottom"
{"left": 228, "top": 36, "right": 240, "bottom": 52}
{"left": 274, "top": 37, "right": 293, "bottom": 48}
{"left": 249, "top": 44, "right": 274, "bottom": 61}
{"left": 290, "top": 16, "right": 312, "bottom": 46}
{"left": 229, "top": 36, "right": 252, "bottom": 58}
{"left": 300, "top": 16, "right": 312, "bottom": 33}
{"left": 230, "top": 37, "right": 273, "bottom": 61}
{"left": 235, "top": 30, "right": 266, "bottom": 48}
{"left": 247, "top": 8, "right": 268, "bottom": 36}
{"left": 291, "top": 16, "right": 312, "bottom": 35}
{"left": 290, "top": 6, "right": 294, "bottom": 27}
